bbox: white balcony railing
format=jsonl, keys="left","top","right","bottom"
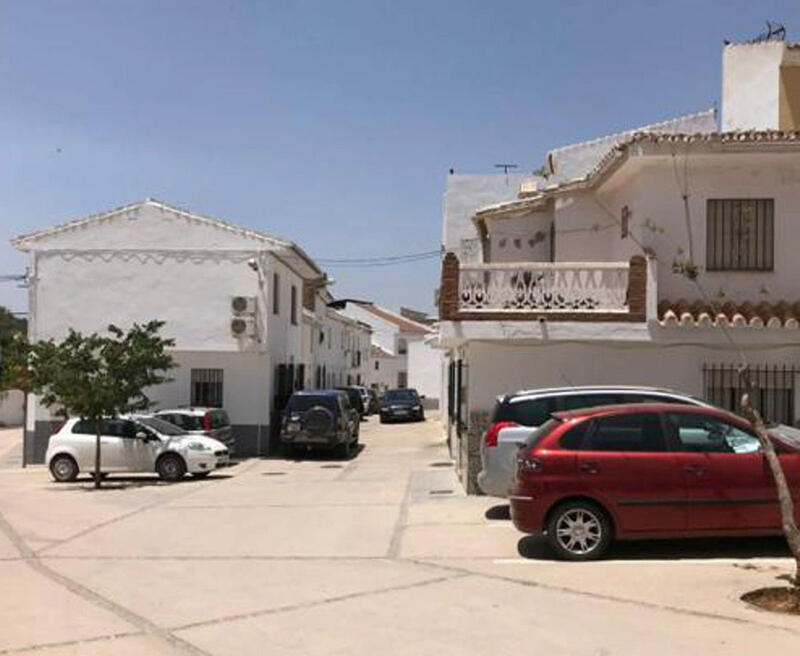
{"left": 458, "top": 261, "right": 630, "bottom": 313}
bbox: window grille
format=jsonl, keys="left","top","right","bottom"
{"left": 706, "top": 199, "right": 774, "bottom": 271}
{"left": 191, "top": 369, "right": 224, "bottom": 408}
{"left": 703, "top": 363, "right": 796, "bottom": 425}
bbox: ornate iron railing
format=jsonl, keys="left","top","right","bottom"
{"left": 458, "top": 262, "right": 630, "bottom": 312}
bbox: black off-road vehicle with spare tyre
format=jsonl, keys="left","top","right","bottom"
{"left": 281, "top": 390, "right": 359, "bottom": 459}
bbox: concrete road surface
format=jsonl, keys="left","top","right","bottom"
{"left": 0, "top": 419, "right": 798, "bottom": 655}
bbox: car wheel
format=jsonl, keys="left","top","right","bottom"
{"left": 50, "top": 454, "right": 78, "bottom": 483}
{"left": 191, "top": 472, "right": 211, "bottom": 479}
{"left": 156, "top": 454, "right": 187, "bottom": 482}
{"left": 546, "top": 501, "right": 611, "bottom": 561}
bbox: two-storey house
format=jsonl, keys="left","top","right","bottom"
{"left": 439, "top": 38, "right": 800, "bottom": 491}
{"left": 13, "top": 199, "right": 333, "bottom": 461}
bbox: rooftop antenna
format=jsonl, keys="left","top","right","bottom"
{"left": 494, "top": 163, "right": 518, "bottom": 174}
{"left": 750, "top": 21, "right": 786, "bottom": 43}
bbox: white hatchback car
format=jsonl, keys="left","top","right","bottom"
{"left": 45, "top": 415, "right": 230, "bottom": 483}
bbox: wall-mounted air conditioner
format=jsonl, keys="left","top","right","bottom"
{"left": 231, "top": 317, "right": 256, "bottom": 338}
{"left": 231, "top": 296, "right": 257, "bottom": 315}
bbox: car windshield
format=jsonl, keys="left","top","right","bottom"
{"left": 384, "top": 390, "right": 417, "bottom": 402}
{"left": 137, "top": 416, "right": 187, "bottom": 436}
{"left": 287, "top": 395, "right": 338, "bottom": 412}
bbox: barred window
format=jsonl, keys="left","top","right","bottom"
{"left": 706, "top": 199, "right": 774, "bottom": 271}
{"left": 191, "top": 368, "right": 224, "bottom": 408}
{"left": 703, "top": 363, "right": 795, "bottom": 425}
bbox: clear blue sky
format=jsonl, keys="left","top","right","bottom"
{"left": 1, "top": 0, "right": 798, "bottom": 315}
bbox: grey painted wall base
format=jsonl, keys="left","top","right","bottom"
{"left": 230, "top": 424, "right": 272, "bottom": 458}
{"left": 27, "top": 421, "right": 62, "bottom": 465}
{"left": 27, "top": 421, "right": 273, "bottom": 464}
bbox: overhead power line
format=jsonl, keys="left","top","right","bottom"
{"left": 316, "top": 249, "right": 441, "bottom": 267}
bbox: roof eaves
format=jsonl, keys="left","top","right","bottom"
{"left": 11, "top": 199, "right": 293, "bottom": 252}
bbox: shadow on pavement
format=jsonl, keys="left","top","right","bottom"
{"left": 485, "top": 504, "right": 511, "bottom": 521}
{"left": 278, "top": 443, "right": 366, "bottom": 463}
{"left": 46, "top": 473, "right": 234, "bottom": 491}
{"left": 517, "top": 534, "right": 791, "bottom": 561}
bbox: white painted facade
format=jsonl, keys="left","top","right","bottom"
{"left": 12, "top": 200, "right": 347, "bottom": 461}
{"left": 0, "top": 390, "right": 24, "bottom": 427}
{"left": 439, "top": 41, "right": 800, "bottom": 492}
{"left": 338, "top": 303, "right": 442, "bottom": 403}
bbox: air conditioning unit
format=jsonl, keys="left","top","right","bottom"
{"left": 231, "top": 296, "right": 256, "bottom": 315}
{"left": 231, "top": 317, "right": 256, "bottom": 338}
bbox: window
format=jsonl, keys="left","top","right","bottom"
{"left": 290, "top": 285, "right": 298, "bottom": 325}
{"left": 703, "top": 363, "right": 796, "bottom": 425}
{"left": 375, "top": 360, "right": 379, "bottom": 371}
{"left": 620, "top": 205, "right": 630, "bottom": 239}
{"left": 72, "top": 419, "right": 138, "bottom": 438}
{"left": 583, "top": 413, "right": 667, "bottom": 452}
{"left": 501, "top": 397, "right": 557, "bottom": 426}
{"left": 191, "top": 368, "right": 224, "bottom": 407}
{"left": 559, "top": 421, "right": 590, "bottom": 449}
{"left": 398, "top": 371, "right": 408, "bottom": 388}
{"left": 398, "top": 338, "right": 407, "bottom": 355}
{"left": 665, "top": 412, "right": 761, "bottom": 454}
{"left": 706, "top": 199, "right": 774, "bottom": 271}
{"left": 272, "top": 273, "right": 280, "bottom": 315}
{"left": 557, "top": 393, "right": 620, "bottom": 412}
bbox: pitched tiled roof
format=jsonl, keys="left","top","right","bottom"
{"left": 658, "top": 299, "right": 800, "bottom": 329}
{"left": 356, "top": 303, "right": 432, "bottom": 334}
{"left": 477, "top": 130, "right": 800, "bottom": 220}
{"left": 371, "top": 344, "right": 394, "bottom": 358}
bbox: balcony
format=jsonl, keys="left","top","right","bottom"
{"left": 439, "top": 254, "right": 650, "bottom": 322}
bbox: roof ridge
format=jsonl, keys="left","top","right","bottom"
{"left": 11, "top": 199, "right": 291, "bottom": 249}
{"left": 546, "top": 108, "right": 716, "bottom": 156}
{"left": 477, "top": 129, "right": 800, "bottom": 219}
{"left": 356, "top": 303, "right": 433, "bottom": 332}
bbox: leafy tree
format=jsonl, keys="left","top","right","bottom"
{"left": 28, "top": 321, "right": 175, "bottom": 488}
{"left": 0, "top": 305, "right": 26, "bottom": 342}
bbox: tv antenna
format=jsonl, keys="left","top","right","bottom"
{"left": 751, "top": 21, "right": 786, "bottom": 43}
{"left": 494, "top": 164, "right": 518, "bottom": 174}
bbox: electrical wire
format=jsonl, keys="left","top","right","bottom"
{"left": 315, "top": 249, "right": 441, "bottom": 267}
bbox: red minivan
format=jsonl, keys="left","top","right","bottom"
{"left": 509, "top": 403, "right": 800, "bottom": 560}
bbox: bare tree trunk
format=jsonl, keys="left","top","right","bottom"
{"left": 94, "top": 426, "right": 101, "bottom": 489}
{"left": 740, "top": 392, "right": 800, "bottom": 586}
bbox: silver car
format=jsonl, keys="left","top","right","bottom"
{"left": 477, "top": 386, "right": 712, "bottom": 498}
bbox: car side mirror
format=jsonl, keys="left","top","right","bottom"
{"left": 420, "top": 395, "right": 426, "bottom": 399}
{"left": 136, "top": 431, "right": 153, "bottom": 441}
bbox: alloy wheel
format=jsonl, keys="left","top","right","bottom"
{"left": 555, "top": 508, "right": 603, "bottom": 555}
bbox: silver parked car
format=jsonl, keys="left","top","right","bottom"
{"left": 154, "top": 407, "right": 234, "bottom": 454}
{"left": 478, "top": 386, "right": 712, "bottom": 498}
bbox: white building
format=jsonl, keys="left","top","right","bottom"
{"left": 11, "top": 199, "right": 355, "bottom": 461}
{"left": 338, "top": 302, "right": 442, "bottom": 407}
{"left": 439, "top": 37, "right": 800, "bottom": 492}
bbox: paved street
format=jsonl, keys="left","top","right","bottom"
{"left": 1, "top": 419, "right": 799, "bottom": 655}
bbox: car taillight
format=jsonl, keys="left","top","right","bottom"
{"left": 53, "top": 420, "right": 67, "bottom": 434}
{"left": 484, "top": 421, "right": 518, "bottom": 448}
{"left": 201, "top": 413, "right": 212, "bottom": 434}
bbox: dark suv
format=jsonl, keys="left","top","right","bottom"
{"left": 281, "top": 390, "right": 359, "bottom": 458}
{"left": 335, "top": 387, "right": 366, "bottom": 419}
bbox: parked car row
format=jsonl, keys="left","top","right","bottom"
{"left": 46, "top": 412, "right": 232, "bottom": 483}
{"left": 477, "top": 385, "right": 800, "bottom": 561}
{"left": 45, "top": 385, "right": 427, "bottom": 481}
{"left": 280, "top": 386, "right": 425, "bottom": 458}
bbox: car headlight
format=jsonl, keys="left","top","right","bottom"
{"left": 187, "top": 442, "right": 211, "bottom": 451}
{"left": 413, "top": 405, "right": 421, "bottom": 411}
